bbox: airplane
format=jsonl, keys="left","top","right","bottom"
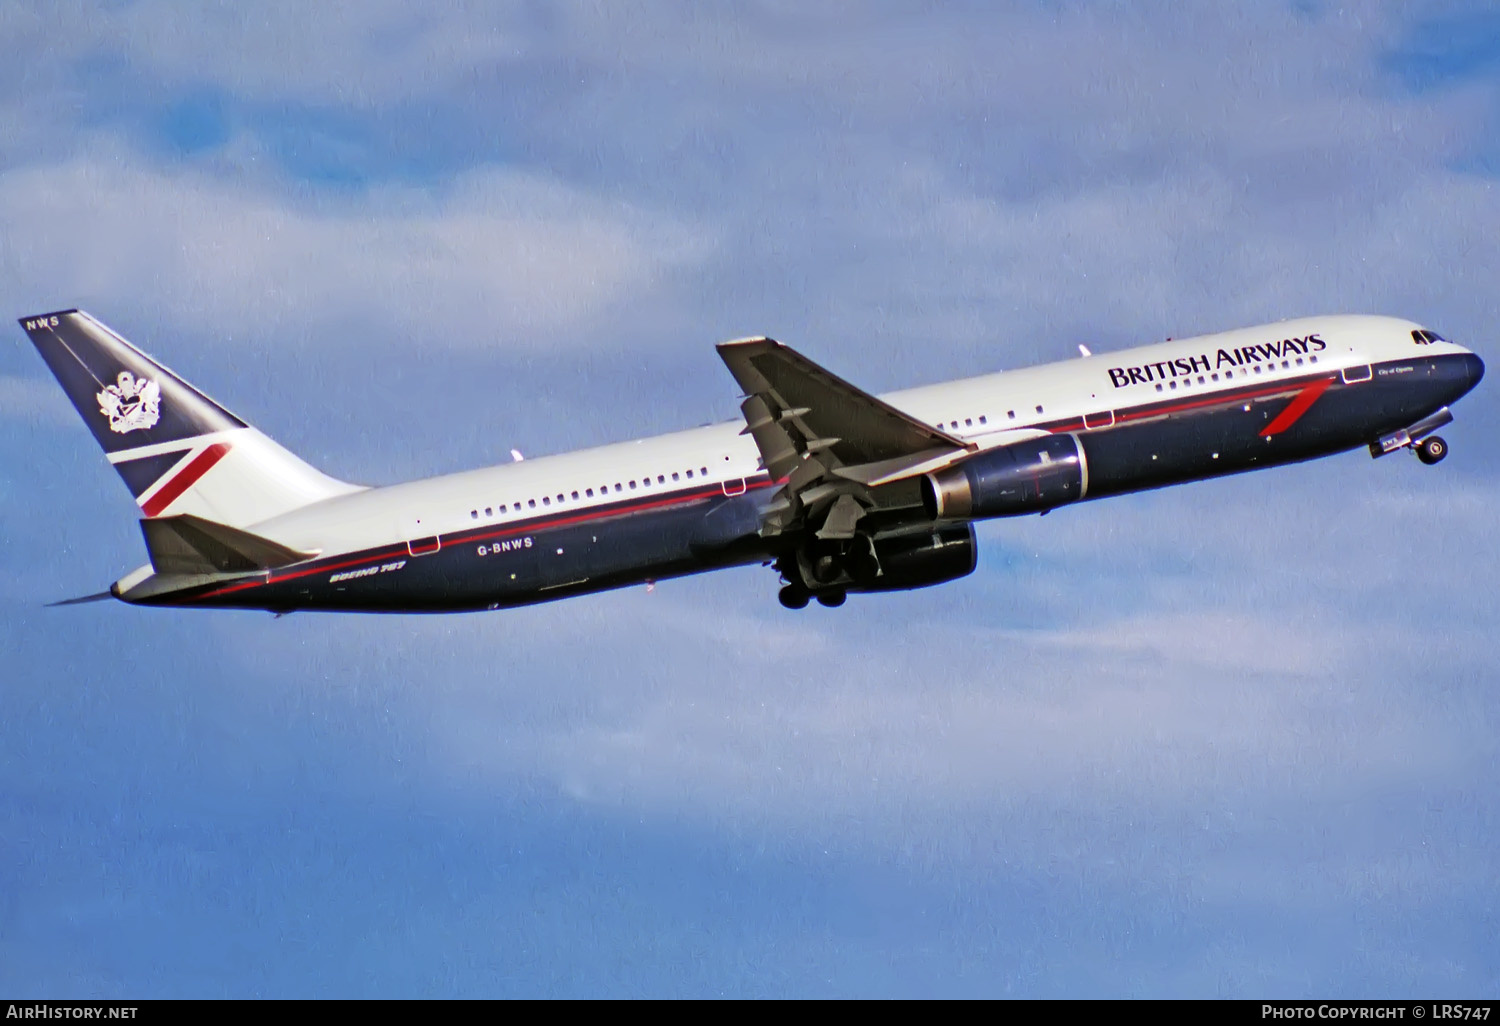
{"left": 17, "top": 309, "right": 1484, "bottom": 613}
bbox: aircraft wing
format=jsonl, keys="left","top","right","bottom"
{"left": 717, "top": 337, "right": 974, "bottom": 537}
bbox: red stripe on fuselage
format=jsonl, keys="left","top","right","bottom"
{"left": 188, "top": 477, "right": 780, "bottom": 602}
{"left": 141, "top": 442, "right": 231, "bottom": 517}
{"left": 1258, "top": 378, "right": 1334, "bottom": 437}
{"left": 1044, "top": 375, "right": 1336, "bottom": 434}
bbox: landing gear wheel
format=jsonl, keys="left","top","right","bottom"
{"left": 810, "top": 551, "right": 843, "bottom": 586}
{"left": 778, "top": 584, "right": 811, "bottom": 610}
{"left": 1417, "top": 435, "right": 1448, "bottom": 465}
{"left": 815, "top": 588, "right": 847, "bottom": 608}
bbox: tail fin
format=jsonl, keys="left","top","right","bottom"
{"left": 20, "top": 310, "right": 362, "bottom": 527}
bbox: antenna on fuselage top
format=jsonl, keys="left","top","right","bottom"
{"left": 510, "top": 449, "right": 525, "bottom": 462}
{"left": 1078, "top": 344, "right": 1092, "bottom": 357}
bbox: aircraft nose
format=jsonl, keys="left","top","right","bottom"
{"left": 1466, "top": 352, "right": 1486, "bottom": 389}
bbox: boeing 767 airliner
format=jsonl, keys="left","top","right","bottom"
{"left": 19, "top": 309, "right": 1483, "bottom": 612}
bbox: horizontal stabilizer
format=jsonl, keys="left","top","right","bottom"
{"left": 141, "top": 515, "right": 318, "bottom": 576}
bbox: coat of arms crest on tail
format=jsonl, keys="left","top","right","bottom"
{"left": 97, "top": 371, "right": 161, "bottom": 433}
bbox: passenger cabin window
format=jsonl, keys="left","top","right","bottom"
{"left": 1007, "top": 410, "right": 1016, "bottom": 420}
{"left": 1035, "top": 405, "right": 1044, "bottom": 414}
{"left": 686, "top": 470, "right": 694, "bottom": 478}
{"left": 978, "top": 415, "right": 987, "bottom": 425}
{"left": 672, "top": 472, "right": 680, "bottom": 481}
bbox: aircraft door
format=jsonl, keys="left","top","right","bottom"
{"left": 405, "top": 514, "right": 442, "bottom": 557}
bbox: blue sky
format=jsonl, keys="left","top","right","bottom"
{"left": 2, "top": 1, "right": 1498, "bottom": 997}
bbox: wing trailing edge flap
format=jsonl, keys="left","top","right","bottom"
{"left": 141, "top": 514, "right": 319, "bottom": 576}
{"left": 717, "top": 337, "right": 974, "bottom": 534}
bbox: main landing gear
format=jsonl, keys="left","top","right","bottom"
{"left": 777, "top": 583, "right": 847, "bottom": 610}
{"left": 775, "top": 540, "right": 862, "bottom": 611}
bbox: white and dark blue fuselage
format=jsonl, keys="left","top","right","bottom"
{"left": 19, "top": 312, "right": 1484, "bottom": 613}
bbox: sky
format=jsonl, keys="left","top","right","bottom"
{"left": 1, "top": 0, "right": 1498, "bottom": 998}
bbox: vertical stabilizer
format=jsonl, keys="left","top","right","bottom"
{"left": 20, "top": 310, "right": 363, "bottom": 527}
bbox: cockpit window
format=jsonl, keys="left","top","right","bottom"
{"left": 1412, "top": 329, "right": 1449, "bottom": 345}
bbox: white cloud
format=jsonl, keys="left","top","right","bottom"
{"left": 5, "top": 1, "right": 1497, "bottom": 377}
{"left": 5, "top": 2, "right": 1498, "bottom": 953}
{"left": 0, "top": 146, "right": 712, "bottom": 353}
{"left": 222, "top": 460, "right": 1498, "bottom": 843}
{"left": 0, "top": 1, "right": 535, "bottom": 108}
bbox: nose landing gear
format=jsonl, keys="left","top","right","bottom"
{"left": 1416, "top": 435, "right": 1448, "bottom": 465}
{"left": 1370, "top": 407, "right": 1455, "bottom": 464}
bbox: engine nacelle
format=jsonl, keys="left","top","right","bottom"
{"left": 921, "top": 434, "right": 1085, "bottom": 520}
{"left": 853, "top": 524, "right": 978, "bottom": 592}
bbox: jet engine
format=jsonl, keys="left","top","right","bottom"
{"left": 852, "top": 524, "right": 978, "bottom": 592}
{"left": 921, "top": 434, "right": 1084, "bottom": 520}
